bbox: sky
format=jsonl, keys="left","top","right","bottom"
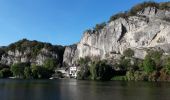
{"left": 0, "top": 0, "right": 169, "bottom": 46}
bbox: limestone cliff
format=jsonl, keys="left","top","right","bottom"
{"left": 0, "top": 39, "right": 65, "bottom": 66}
{"left": 63, "top": 4, "right": 170, "bottom": 66}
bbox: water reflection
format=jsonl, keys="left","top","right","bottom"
{"left": 0, "top": 79, "right": 170, "bottom": 100}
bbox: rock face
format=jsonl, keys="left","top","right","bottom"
{"left": 1, "top": 49, "right": 57, "bottom": 65}
{"left": 63, "top": 44, "right": 77, "bottom": 66}
{"left": 63, "top": 7, "right": 170, "bottom": 66}
{"left": 0, "top": 40, "right": 65, "bottom": 66}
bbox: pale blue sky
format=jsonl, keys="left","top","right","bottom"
{"left": 0, "top": 0, "right": 169, "bottom": 46}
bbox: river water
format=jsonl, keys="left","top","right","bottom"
{"left": 0, "top": 79, "right": 170, "bottom": 100}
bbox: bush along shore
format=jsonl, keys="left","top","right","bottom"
{"left": 76, "top": 49, "right": 170, "bottom": 82}
{"left": 0, "top": 58, "right": 57, "bottom": 79}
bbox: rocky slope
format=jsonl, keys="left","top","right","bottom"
{"left": 63, "top": 3, "right": 170, "bottom": 66}
{"left": 0, "top": 2, "right": 170, "bottom": 69}
{"left": 0, "top": 39, "right": 65, "bottom": 67}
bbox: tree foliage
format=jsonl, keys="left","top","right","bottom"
{"left": 109, "top": 1, "right": 170, "bottom": 22}
{"left": 123, "top": 48, "right": 134, "bottom": 57}
{"left": 143, "top": 55, "right": 156, "bottom": 74}
{"left": 6, "top": 39, "right": 65, "bottom": 60}
{"left": 93, "top": 22, "right": 106, "bottom": 31}
{"left": 31, "top": 65, "right": 54, "bottom": 79}
{"left": 0, "top": 68, "right": 12, "bottom": 78}
{"left": 44, "top": 58, "right": 58, "bottom": 71}
{"left": 11, "top": 63, "right": 29, "bottom": 78}
{"left": 77, "top": 57, "right": 91, "bottom": 80}
{"left": 24, "top": 67, "right": 32, "bottom": 79}
{"left": 90, "top": 60, "right": 114, "bottom": 80}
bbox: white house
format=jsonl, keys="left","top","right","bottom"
{"left": 69, "top": 66, "right": 78, "bottom": 78}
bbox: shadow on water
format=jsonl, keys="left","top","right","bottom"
{"left": 0, "top": 79, "right": 170, "bottom": 100}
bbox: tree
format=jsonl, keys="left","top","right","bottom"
{"left": 31, "top": 65, "right": 54, "bottom": 79}
{"left": 143, "top": 55, "right": 156, "bottom": 74}
{"left": 44, "top": 58, "right": 57, "bottom": 71}
{"left": 36, "top": 67, "right": 53, "bottom": 79}
{"left": 77, "top": 67, "right": 90, "bottom": 80}
{"left": 24, "top": 67, "right": 32, "bottom": 79}
{"left": 31, "top": 65, "right": 41, "bottom": 78}
{"left": 11, "top": 63, "right": 28, "bottom": 78}
{"left": 90, "top": 60, "right": 114, "bottom": 80}
{"left": 77, "top": 57, "right": 91, "bottom": 80}
{"left": 0, "top": 68, "right": 12, "bottom": 78}
{"left": 165, "top": 57, "right": 170, "bottom": 74}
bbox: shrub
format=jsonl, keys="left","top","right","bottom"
{"left": 123, "top": 48, "right": 134, "bottom": 57}
{"left": 143, "top": 55, "right": 156, "bottom": 74}
{"left": 158, "top": 68, "right": 170, "bottom": 81}
{"left": 165, "top": 57, "right": 170, "bottom": 74}
{"left": 159, "top": 2, "right": 170, "bottom": 10}
{"left": 147, "top": 50, "right": 163, "bottom": 69}
{"left": 147, "top": 50, "right": 163, "bottom": 61}
{"left": 148, "top": 71, "right": 159, "bottom": 81}
{"left": 109, "top": 12, "right": 128, "bottom": 22}
{"left": 126, "top": 70, "right": 135, "bottom": 81}
{"left": 129, "top": 1, "right": 159, "bottom": 16}
{"left": 126, "top": 70, "right": 148, "bottom": 81}
{"left": 93, "top": 22, "right": 106, "bottom": 31}
{"left": 111, "top": 76, "right": 126, "bottom": 81}
{"left": 118, "top": 57, "right": 131, "bottom": 70}
{"left": 109, "top": 1, "right": 161, "bottom": 22}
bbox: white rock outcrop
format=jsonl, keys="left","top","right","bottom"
{"left": 63, "top": 7, "right": 170, "bottom": 66}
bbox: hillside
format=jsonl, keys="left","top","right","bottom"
{"left": 0, "top": 39, "right": 65, "bottom": 66}
{"left": 63, "top": 1, "right": 170, "bottom": 66}
{"left": 63, "top": 1, "right": 170, "bottom": 81}
{"left": 0, "top": 1, "right": 170, "bottom": 81}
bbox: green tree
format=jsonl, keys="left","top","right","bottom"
{"left": 24, "top": 67, "right": 32, "bottom": 79}
{"left": 147, "top": 50, "right": 163, "bottom": 61}
{"left": 165, "top": 57, "right": 170, "bottom": 74}
{"left": 31, "top": 65, "right": 54, "bottom": 79}
{"left": 31, "top": 65, "right": 41, "bottom": 78}
{"left": 0, "top": 68, "right": 12, "bottom": 78}
{"left": 36, "top": 67, "right": 53, "bottom": 79}
{"left": 143, "top": 55, "right": 156, "bottom": 74}
{"left": 44, "top": 58, "right": 57, "bottom": 71}
{"left": 11, "top": 63, "right": 28, "bottom": 78}
{"left": 77, "top": 57, "right": 91, "bottom": 80}
{"left": 90, "top": 60, "right": 114, "bottom": 80}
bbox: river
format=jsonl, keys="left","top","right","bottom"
{"left": 0, "top": 79, "right": 170, "bottom": 100}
